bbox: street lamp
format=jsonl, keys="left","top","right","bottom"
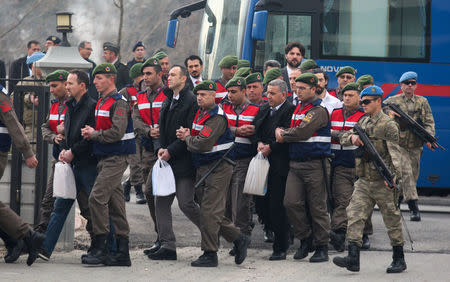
{"left": 56, "top": 12, "right": 73, "bottom": 47}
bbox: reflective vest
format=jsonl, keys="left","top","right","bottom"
{"left": 214, "top": 81, "right": 228, "bottom": 104}
{"left": 289, "top": 99, "right": 331, "bottom": 160}
{"left": 126, "top": 85, "right": 139, "bottom": 106}
{"left": 191, "top": 105, "right": 234, "bottom": 167}
{"left": 222, "top": 102, "right": 259, "bottom": 159}
{"left": 93, "top": 93, "right": 136, "bottom": 156}
{"left": 48, "top": 99, "right": 67, "bottom": 159}
{"left": 330, "top": 108, "right": 365, "bottom": 168}
{"left": 136, "top": 88, "right": 166, "bottom": 149}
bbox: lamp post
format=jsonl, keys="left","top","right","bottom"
{"left": 56, "top": 11, "right": 73, "bottom": 47}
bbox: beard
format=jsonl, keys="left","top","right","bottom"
{"left": 287, "top": 59, "right": 300, "bottom": 68}
{"left": 315, "top": 86, "right": 325, "bottom": 95}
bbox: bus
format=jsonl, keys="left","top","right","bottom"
{"left": 166, "top": 0, "right": 450, "bottom": 192}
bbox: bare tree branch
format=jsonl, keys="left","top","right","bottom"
{"left": 0, "top": 0, "right": 43, "bottom": 40}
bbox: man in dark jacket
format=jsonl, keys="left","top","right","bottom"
{"left": 102, "top": 42, "right": 131, "bottom": 91}
{"left": 254, "top": 79, "right": 295, "bottom": 260}
{"left": 9, "top": 40, "right": 41, "bottom": 92}
{"left": 149, "top": 65, "right": 201, "bottom": 260}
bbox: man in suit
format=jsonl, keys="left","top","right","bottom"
{"left": 78, "top": 41, "right": 98, "bottom": 101}
{"left": 9, "top": 40, "right": 41, "bottom": 92}
{"left": 184, "top": 55, "right": 204, "bottom": 91}
{"left": 281, "top": 42, "right": 305, "bottom": 93}
{"left": 254, "top": 79, "right": 295, "bottom": 260}
{"left": 102, "top": 42, "right": 131, "bottom": 91}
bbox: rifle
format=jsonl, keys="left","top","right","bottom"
{"left": 194, "top": 143, "right": 236, "bottom": 189}
{"left": 387, "top": 103, "right": 445, "bottom": 150}
{"left": 353, "top": 124, "right": 396, "bottom": 188}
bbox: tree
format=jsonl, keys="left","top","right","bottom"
{"left": 113, "top": 0, "right": 124, "bottom": 59}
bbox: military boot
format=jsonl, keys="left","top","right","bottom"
{"left": 361, "top": 234, "right": 371, "bottom": 250}
{"left": 82, "top": 235, "right": 108, "bottom": 265}
{"left": 408, "top": 200, "right": 421, "bottom": 221}
{"left": 104, "top": 237, "right": 131, "bottom": 266}
{"left": 330, "top": 230, "right": 346, "bottom": 252}
{"left": 4, "top": 239, "right": 25, "bottom": 263}
{"left": 123, "top": 180, "right": 131, "bottom": 202}
{"left": 134, "top": 184, "right": 147, "bottom": 205}
{"left": 386, "top": 246, "right": 407, "bottom": 273}
{"left": 233, "top": 234, "right": 251, "bottom": 265}
{"left": 191, "top": 251, "right": 218, "bottom": 267}
{"left": 293, "top": 235, "right": 312, "bottom": 260}
{"left": 309, "top": 245, "right": 329, "bottom": 262}
{"left": 333, "top": 242, "right": 360, "bottom": 272}
{"left": 81, "top": 236, "right": 96, "bottom": 260}
{"left": 22, "top": 230, "right": 46, "bottom": 266}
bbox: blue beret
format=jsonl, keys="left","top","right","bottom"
{"left": 27, "top": 52, "right": 45, "bottom": 64}
{"left": 399, "top": 71, "right": 418, "bottom": 83}
{"left": 360, "top": 85, "right": 383, "bottom": 98}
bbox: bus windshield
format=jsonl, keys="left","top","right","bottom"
{"left": 198, "top": 0, "right": 250, "bottom": 79}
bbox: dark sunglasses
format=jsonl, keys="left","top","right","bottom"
{"left": 360, "top": 98, "right": 378, "bottom": 105}
{"left": 402, "top": 80, "right": 417, "bottom": 86}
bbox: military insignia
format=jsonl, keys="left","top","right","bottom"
{"left": 52, "top": 36, "right": 56, "bottom": 41}
{"left": 358, "top": 85, "right": 361, "bottom": 91}
{"left": 371, "top": 87, "right": 376, "bottom": 93}
{"left": 257, "top": 74, "right": 261, "bottom": 80}
{"left": 0, "top": 101, "right": 11, "bottom": 113}
{"left": 303, "top": 113, "right": 313, "bottom": 123}
{"left": 104, "top": 46, "right": 107, "bottom": 50}
{"left": 154, "top": 60, "right": 158, "bottom": 65}
{"left": 310, "top": 78, "right": 314, "bottom": 83}
{"left": 237, "top": 80, "right": 241, "bottom": 85}
{"left": 209, "top": 84, "right": 213, "bottom": 89}
{"left": 200, "top": 126, "right": 212, "bottom": 137}
{"left": 58, "top": 74, "right": 63, "bottom": 79}
{"left": 116, "top": 108, "right": 125, "bottom": 116}
{"left": 105, "top": 66, "right": 111, "bottom": 72}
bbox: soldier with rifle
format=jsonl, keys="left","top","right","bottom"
{"left": 333, "top": 85, "right": 406, "bottom": 274}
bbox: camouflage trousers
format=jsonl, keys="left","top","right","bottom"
{"left": 347, "top": 178, "right": 404, "bottom": 247}
{"left": 399, "top": 146, "right": 422, "bottom": 201}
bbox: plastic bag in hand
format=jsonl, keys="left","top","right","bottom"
{"left": 53, "top": 161, "right": 77, "bottom": 199}
{"left": 243, "top": 152, "right": 270, "bottom": 196}
{"left": 152, "top": 158, "right": 176, "bottom": 196}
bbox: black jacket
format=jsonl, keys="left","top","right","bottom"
{"left": 254, "top": 101, "right": 295, "bottom": 177}
{"left": 60, "top": 93, "right": 97, "bottom": 166}
{"left": 281, "top": 66, "right": 292, "bottom": 93}
{"left": 9, "top": 56, "right": 30, "bottom": 91}
{"left": 157, "top": 85, "right": 198, "bottom": 178}
{"left": 0, "top": 60, "right": 6, "bottom": 89}
{"left": 114, "top": 61, "right": 131, "bottom": 91}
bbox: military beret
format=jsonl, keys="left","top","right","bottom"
{"left": 237, "top": 59, "right": 250, "bottom": 69}
{"left": 193, "top": 80, "right": 217, "bottom": 94}
{"left": 341, "top": 82, "right": 361, "bottom": 94}
{"left": 234, "top": 67, "right": 251, "bottom": 78}
{"left": 92, "top": 63, "right": 117, "bottom": 76}
{"left": 225, "top": 77, "right": 246, "bottom": 89}
{"left": 336, "top": 66, "right": 356, "bottom": 77}
{"left": 132, "top": 41, "right": 145, "bottom": 51}
{"left": 129, "top": 63, "right": 143, "bottom": 79}
{"left": 141, "top": 57, "right": 160, "bottom": 71}
{"left": 103, "top": 42, "right": 120, "bottom": 54}
{"left": 360, "top": 85, "right": 383, "bottom": 98}
{"left": 263, "top": 68, "right": 282, "bottom": 85}
{"left": 246, "top": 72, "right": 263, "bottom": 85}
{"left": 45, "top": 70, "right": 69, "bottom": 83}
{"left": 26, "top": 52, "right": 45, "bottom": 64}
{"left": 46, "top": 36, "right": 61, "bottom": 44}
{"left": 218, "top": 55, "right": 238, "bottom": 68}
{"left": 399, "top": 71, "right": 418, "bottom": 83}
{"left": 356, "top": 74, "right": 374, "bottom": 87}
{"left": 153, "top": 51, "right": 168, "bottom": 60}
{"left": 300, "top": 59, "right": 318, "bottom": 71}
{"left": 295, "top": 72, "right": 318, "bottom": 86}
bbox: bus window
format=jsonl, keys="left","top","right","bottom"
{"left": 322, "top": 0, "right": 428, "bottom": 59}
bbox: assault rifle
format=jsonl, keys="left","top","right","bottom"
{"left": 387, "top": 103, "right": 445, "bottom": 150}
{"left": 353, "top": 124, "right": 396, "bottom": 188}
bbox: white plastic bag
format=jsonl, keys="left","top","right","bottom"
{"left": 53, "top": 161, "right": 77, "bottom": 199}
{"left": 243, "top": 152, "right": 270, "bottom": 196}
{"left": 152, "top": 158, "right": 176, "bottom": 196}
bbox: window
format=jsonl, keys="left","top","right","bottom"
{"left": 322, "top": 0, "right": 428, "bottom": 59}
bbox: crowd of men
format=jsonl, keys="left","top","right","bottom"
{"left": 0, "top": 38, "right": 436, "bottom": 274}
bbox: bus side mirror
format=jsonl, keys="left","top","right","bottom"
{"left": 251, "top": 10, "right": 268, "bottom": 41}
{"left": 166, "top": 19, "right": 179, "bottom": 48}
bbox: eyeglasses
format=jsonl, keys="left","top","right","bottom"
{"left": 360, "top": 98, "right": 377, "bottom": 105}
{"left": 402, "top": 80, "right": 417, "bottom": 86}
{"left": 339, "top": 75, "right": 354, "bottom": 80}
{"left": 297, "top": 86, "right": 311, "bottom": 91}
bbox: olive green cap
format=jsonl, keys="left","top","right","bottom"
{"left": 218, "top": 55, "right": 238, "bottom": 68}
{"left": 141, "top": 57, "right": 160, "bottom": 71}
{"left": 45, "top": 69, "right": 69, "bottom": 83}
{"left": 225, "top": 77, "right": 246, "bottom": 89}
{"left": 233, "top": 67, "right": 251, "bottom": 78}
{"left": 245, "top": 72, "right": 263, "bottom": 85}
{"left": 356, "top": 74, "right": 374, "bottom": 87}
{"left": 193, "top": 80, "right": 217, "bottom": 94}
{"left": 299, "top": 59, "right": 318, "bottom": 71}
{"left": 341, "top": 82, "right": 362, "bottom": 94}
{"left": 153, "top": 51, "right": 168, "bottom": 60}
{"left": 92, "top": 63, "right": 117, "bottom": 77}
{"left": 336, "top": 66, "right": 356, "bottom": 77}
{"left": 237, "top": 59, "right": 250, "bottom": 69}
{"left": 295, "top": 73, "right": 318, "bottom": 86}
{"left": 129, "top": 63, "right": 143, "bottom": 79}
{"left": 263, "top": 68, "right": 282, "bottom": 85}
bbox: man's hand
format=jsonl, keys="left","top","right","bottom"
{"left": 81, "top": 125, "right": 95, "bottom": 140}
{"left": 426, "top": 142, "right": 436, "bottom": 151}
{"left": 385, "top": 176, "right": 397, "bottom": 190}
{"left": 54, "top": 134, "right": 64, "bottom": 144}
{"left": 150, "top": 127, "right": 160, "bottom": 139}
{"left": 176, "top": 126, "right": 190, "bottom": 141}
{"left": 31, "top": 94, "right": 39, "bottom": 107}
{"left": 257, "top": 142, "right": 265, "bottom": 152}
{"left": 158, "top": 148, "right": 171, "bottom": 161}
{"left": 260, "top": 144, "right": 272, "bottom": 157}
{"left": 236, "top": 124, "right": 255, "bottom": 136}
{"left": 59, "top": 149, "right": 74, "bottom": 163}
{"left": 25, "top": 155, "right": 38, "bottom": 168}
{"left": 56, "top": 121, "right": 65, "bottom": 134}
{"left": 275, "top": 128, "right": 284, "bottom": 143}
{"left": 387, "top": 110, "right": 400, "bottom": 118}
{"left": 351, "top": 135, "right": 364, "bottom": 146}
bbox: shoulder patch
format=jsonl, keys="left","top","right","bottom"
{"left": 303, "top": 112, "right": 313, "bottom": 123}
{"left": 200, "top": 126, "right": 212, "bottom": 137}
